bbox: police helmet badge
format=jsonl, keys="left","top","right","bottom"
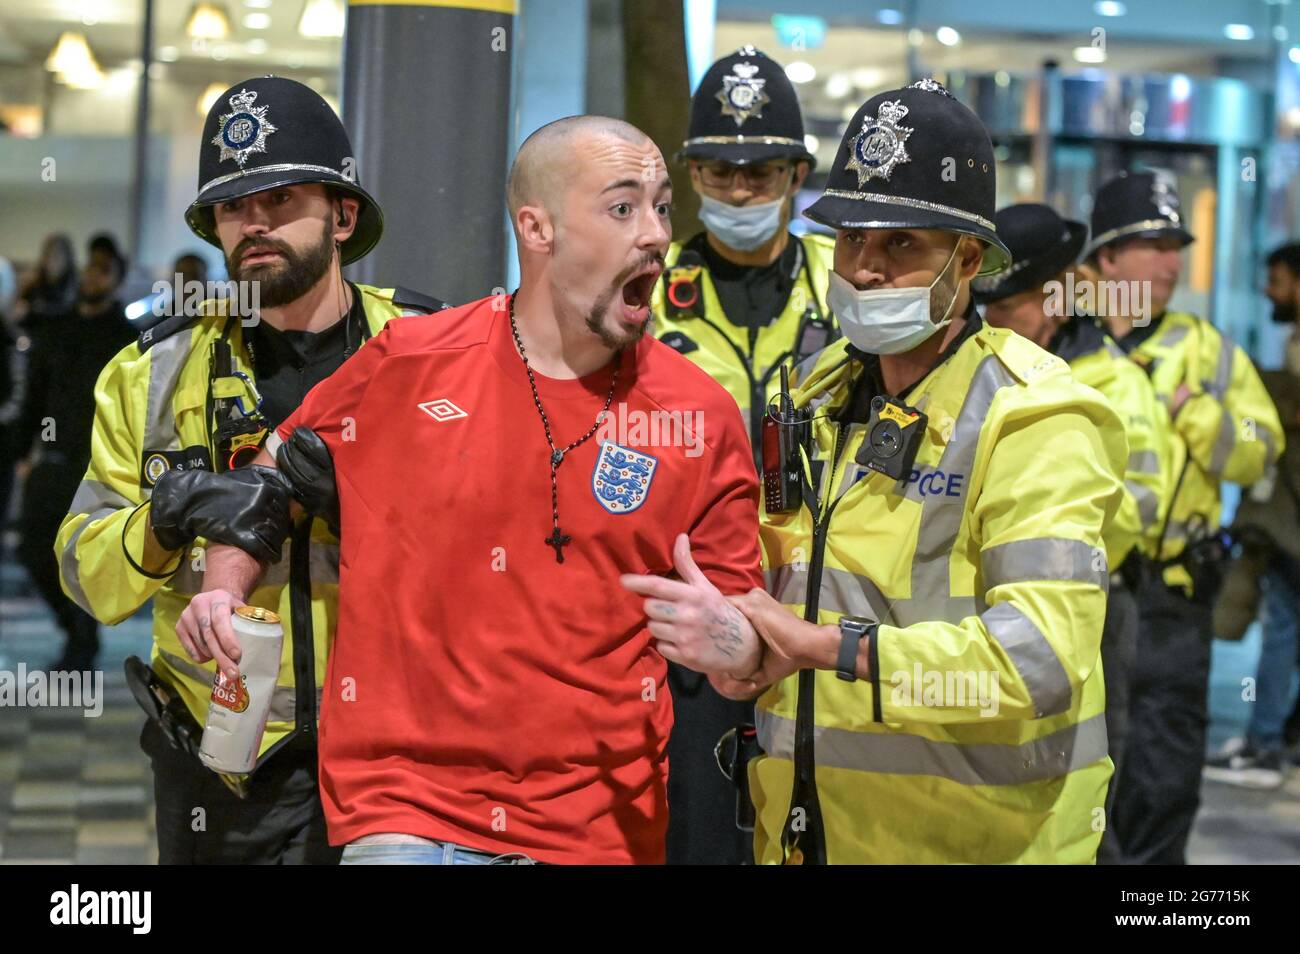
{"left": 1150, "top": 171, "right": 1182, "bottom": 225}
{"left": 716, "top": 53, "right": 770, "bottom": 127}
{"left": 845, "top": 99, "right": 913, "bottom": 186}
{"left": 211, "top": 88, "right": 278, "bottom": 167}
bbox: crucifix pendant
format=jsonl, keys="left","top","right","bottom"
{"left": 545, "top": 526, "right": 572, "bottom": 563}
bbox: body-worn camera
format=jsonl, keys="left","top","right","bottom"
{"left": 856, "top": 395, "right": 926, "bottom": 481}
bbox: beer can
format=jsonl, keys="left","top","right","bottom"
{"left": 199, "top": 605, "right": 284, "bottom": 775}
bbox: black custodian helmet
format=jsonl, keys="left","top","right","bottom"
{"left": 680, "top": 46, "right": 814, "bottom": 167}
{"left": 804, "top": 78, "right": 1010, "bottom": 277}
{"left": 972, "top": 203, "right": 1087, "bottom": 304}
{"left": 185, "top": 76, "right": 383, "bottom": 266}
{"left": 1084, "top": 169, "right": 1194, "bottom": 260}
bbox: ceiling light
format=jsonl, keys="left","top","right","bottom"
{"left": 936, "top": 27, "right": 960, "bottom": 47}
{"left": 186, "top": 3, "right": 232, "bottom": 41}
{"left": 198, "top": 82, "right": 226, "bottom": 116}
{"left": 1224, "top": 24, "right": 1255, "bottom": 41}
{"left": 299, "top": 0, "right": 345, "bottom": 38}
{"left": 785, "top": 61, "right": 816, "bottom": 84}
{"left": 45, "top": 32, "right": 94, "bottom": 74}
{"left": 1094, "top": 1, "right": 1126, "bottom": 15}
{"left": 243, "top": 12, "right": 270, "bottom": 29}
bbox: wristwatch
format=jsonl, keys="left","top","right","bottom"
{"left": 836, "top": 616, "right": 876, "bottom": 682}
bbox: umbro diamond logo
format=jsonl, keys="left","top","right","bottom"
{"left": 417, "top": 399, "right": 468, "bottom": 421}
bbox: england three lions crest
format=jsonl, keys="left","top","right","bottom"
{"left": 592, "top": 442, "right": 658, "bottom": 514}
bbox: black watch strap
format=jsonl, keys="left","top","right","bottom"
{"left": 836, "top": 616, "right": 875, "bottom": 682}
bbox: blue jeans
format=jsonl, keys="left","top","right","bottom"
{"left": 340, "top": 840, "right": 540, "bottom": 865}
{"left": 1248, "top": 559, "right": 1300, "bottom": 751}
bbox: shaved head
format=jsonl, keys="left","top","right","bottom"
{"left": 507, "top": 115, "right": 652, "bottom": 223}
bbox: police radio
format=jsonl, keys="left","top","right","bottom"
{"left": 856, "top": 395, "right": 926, "bottom": 481}
{"left": 762, "top": 366, "right": 808, "bottom": 514}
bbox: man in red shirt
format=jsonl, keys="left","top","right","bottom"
{"left": 173, "top": 116, "right": 764, "bottom": 864}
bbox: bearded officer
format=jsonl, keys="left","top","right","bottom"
{"left": 1085, "top": 170, "right": 1284, "bottom": 864}
{"left": 973, "top": 202, "right": 1174, "bottom": 863}
{"left": 55, "top": 76, "right": 446, "bottom": 864}
{"left": 649, "top": 46, "right": 836, "bottom": 865}
{"left": 637, "top": 79, "right": 1128, "bottom": 863}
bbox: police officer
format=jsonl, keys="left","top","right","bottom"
{"left": 973, "top": 203, "right": 1173, "bottom": 862}
{"left": 650, "top": 46, "right": 835, "bottom": 865}
{"left": 652, "top": 79, "right": 1128, "bottom": 863}
{"left": 1086, "top": 170, "right": 1284, "bottom": 864}
{"left": 55, "top": 76, "right": 446, "bottom": 864}
{"left": 653, "top": 45, "right": 835, "bottom": 452}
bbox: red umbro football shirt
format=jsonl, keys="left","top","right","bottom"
{"left": 275, "top": 296, "right": 762, "bottom": 864}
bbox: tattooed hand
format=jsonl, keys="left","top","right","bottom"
{"left": 620, "top": 533, "right": 763, "bottom": 678}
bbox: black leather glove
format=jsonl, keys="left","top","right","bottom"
{"left": 149, "top": 466, "right": 292, "bottom": 564}
{"left": 276, "top": 427, "right": 340, "bottom": 535}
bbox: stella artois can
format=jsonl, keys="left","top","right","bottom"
{"left": 199, "top": 605, "right": 283, "bottom": 774}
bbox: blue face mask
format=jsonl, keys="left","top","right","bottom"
{"left": 697, "top": 193, "right": 786, "bottom": 252}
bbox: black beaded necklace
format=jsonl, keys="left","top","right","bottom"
{"left": 509, "top": 294, "right": 620, "bottom": 564}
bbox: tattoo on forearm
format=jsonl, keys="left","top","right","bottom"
{"left": 707, "top": 606, "right": 745, "bottom": 658}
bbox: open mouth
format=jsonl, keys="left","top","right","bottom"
{"left": 620, "top": 264, "right": 661, "bottom": 315}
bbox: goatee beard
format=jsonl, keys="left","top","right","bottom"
{"left": 228, "top": 219, "right": 335, "bottom": 309}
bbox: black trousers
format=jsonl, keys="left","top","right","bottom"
{"left": 1110, "top": 576, "right": 1212, "bottom": 864}
{"left": 140, "top": 719, "right": 340, "bottom": 865}
{"left": 17, "top": 458, "right": 99, "bottom": 663}
{"left": 1096, "top": 580, "right": 1138, "bottom": 864}
{"left": 665, "top": 663, "right": 753, "bottom": 865}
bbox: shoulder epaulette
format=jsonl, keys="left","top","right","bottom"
{"left": 137, "top": 311, "right": 202, "bottom": 352}
{"left": 391, "top": 286, "right": 450, "bottom": 315}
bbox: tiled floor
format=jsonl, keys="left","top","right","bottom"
{"left": 1, "top": 545, "right": 1297, "bottom": 864}
{"left": 0, "top": 550, "right": 156, "bottom": 863}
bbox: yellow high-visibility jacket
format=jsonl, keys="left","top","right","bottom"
{"left": 752, "top": 321, "right": 1127, "bottom": 864}
{"left": 650, "top": 232, "right": 836, "bottom": 448}
{"left": 1051, "top": 316, "right": 1173, "bottom": 567}
{"left": 55, "top": 285, "right": 435, "bottom": 763}
{"left": 1120, "top": 311, "right": 1284, "bottom": 591}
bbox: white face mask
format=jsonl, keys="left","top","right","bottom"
{"left": 697, "top": 193, "right": 785, "bottom": 252}
{"left": 826, "top": 242, "right": 963, "bottom": 355}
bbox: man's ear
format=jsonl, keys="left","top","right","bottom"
{"left": 790, "top": 160, "right": 811, "bottom": 195}
{"left": 332, "top": 196, "right": 361, "bottom": 244}
{"left": 515, "top": 204, "right": 554, "bottom": 255}
{"left": 957, "top": 236, "right": 984, "bottom": 279}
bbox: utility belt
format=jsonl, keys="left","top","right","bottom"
{"left": 124, "top": 655, "right": 251, "bottom": 799}
{"left": 1156, "top": 519, "right": 1232, "bottom": 606}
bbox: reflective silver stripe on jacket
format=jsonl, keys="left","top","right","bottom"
{"left": 901, "top": 355, "right": 1017, "bottom": 627}
{"left": 1125, "top": 480, "right": 1160, "bottom": 529}
{"left": 756, "top": 708, "right": 1108, "bottom": 785}
{"left": 979, "top": 602, "right": 1073, "bottom": 717}
{"left": 144, "top": 329, "right": 196, "bottom": 460}
{"left": 981, "top": 537, "right": 1107, "bottom": 592}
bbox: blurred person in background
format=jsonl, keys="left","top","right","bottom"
{"left": 974, "top": 203, "right": 1173, "bottom": 862}
{"left": 1090, "top": 170, "right": 1284, "bottom": 863}
{"left": 0, "top": 253, "right": 21, "bottom": 536}
{"left": 14, "top": 233, "right": 78, "bottom": 333}
{"left": 1206, "top": 241, "right": 1300, "bottom": 789}
{"left": 14, "top": 236, "right": 135, "bottom": 671}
